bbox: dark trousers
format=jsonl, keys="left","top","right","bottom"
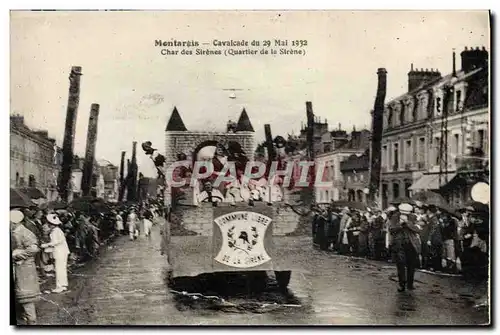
{"left": 396, "top": 243, "right": 418, "bottom": 288}
{"left": 429, "top": 244, "right": 443, "bottom": 271}
{"left": 373, "top": 238, "right": 385, "bottom": 260}
{"left": 348, "top": 232, "right": 359, "bottom": 255}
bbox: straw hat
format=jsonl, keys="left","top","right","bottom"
{"left": 386, "top": 206, "right": 397, "bottom": 213}
{"left": 414, "top": 200, "right": 424, "bottom": 208}
{"left": 46, "top": 213, "right": 62, "bottom": 226}
{"left": 398, "top": 203, "right": 414, "bottom": 215}
{"left": 10, "top": 210, "right": 24, "bottom": 224}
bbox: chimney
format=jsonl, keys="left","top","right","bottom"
{"left": 461, "top": 46, "right": 488, "bottom": 73}
{"left": 306, "top": 101, "right": 314, "bottom": 160}
{"left": 351, "top": 130, "right": 361, "bottom": 148}
{"left": 408, "top": 66, "right": 441, "bottom": 92}
{"left": 226, "top": 120, "right": 236, "bottom": 132}
{"left": 10, "top": 115, "right": 25, "bottom": 127}
{"left": 452, "top": 49, "right": 457, "bottom": 77}
{"left": 34, "top": 130, "right": 49, "bottom": 138}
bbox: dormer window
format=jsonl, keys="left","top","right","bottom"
{"left": 387, "top": 108, "right": 393, "bottom": 128}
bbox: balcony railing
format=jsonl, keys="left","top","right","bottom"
{"left": 417, "top": 162, "right": 425, "bottom": 169}
{"left": 404, "top": 163, "right": 412, "bottom": 171}
{"left": 393, "top": 164, "right": 399, "bottom": 171}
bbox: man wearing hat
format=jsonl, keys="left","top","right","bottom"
{"left": 390, "top": 203, "right": 422, "bottom": 292}
{"left": 41, "top": 213, "right": 70, "bottom": 293}
{"left": 426, "top": 205, "right": 444, "bottom": 272}
{"left": 11, "top": 209, "right": 40, "bottom": 324}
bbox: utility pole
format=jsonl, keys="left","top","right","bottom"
{"left": 439, "top": 85, "right": 452, "bottom": 189}
{"left": 127, "top": 142, "right": 138, "bottom": 201}
{"left": 305, "top": 101, "right": 316, "bottom": 206}
{"left": 119, "top": 151, "right": 126, "bottom": 199}
{"left": 368, "top": 68, "right": 387, "bottom": 206}
{"left": 81, "top": 104, "right": 100, "bottom": 196}
{"left": 59, "top": 66, "right": 82, "bottom": 202}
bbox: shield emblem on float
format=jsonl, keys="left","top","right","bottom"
{"left": 213, "top": 211, "right": 272, "bottom": 268}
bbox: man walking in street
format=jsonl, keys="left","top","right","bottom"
{"left": 11, "top": 209, "right": 40, "bottom": 324}
{"left": 426, "top": 205, "right": 444, "bottom": 272}
{"left": 390, "top": 203, "right": 422, "bottom": 292}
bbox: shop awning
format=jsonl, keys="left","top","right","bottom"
{"left": 18, "top": 187, "right": 46, "bottom": 199}
{"left": 409, "top": 173, "right": 457, "bottom": 191}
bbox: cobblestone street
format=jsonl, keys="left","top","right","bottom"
{"left": 34, "top": 222, "right": 489, "bottom": 326}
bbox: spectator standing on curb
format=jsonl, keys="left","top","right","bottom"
{"left": 11, "top": 209, "right": 40, "bottom": 324}
{"left": 42, "top": 214, "right": 70, "bottom": 293}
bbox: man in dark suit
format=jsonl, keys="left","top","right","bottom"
{"left": 390, "top": 203, "right": 422, "bottom": 292}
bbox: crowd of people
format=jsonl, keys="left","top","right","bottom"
{"left": 313, "top": 199, "right": 490, "bottom": 285}
{"left": 10, "top": 199, "right": 163, "bottom": 325}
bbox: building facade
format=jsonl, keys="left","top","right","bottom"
{"left": 10, "top": 115, "right": 61, "bottom": 202}
{"left": 70, "top": 156, "right": 106, "bottom": 200}
{"left": 315, "top": 129, "right": 371, "bottom": 202}
{"left": 380, "top": 47, "right": 489, "bottom": 208}
{"left": 99, "top": 160, "right": 119, "bottom": 202}
{"left": 340, "top": 151, "right": 370, "bottom": 202}
{"left": 164, "top": 107, "right": 255, "bottom": 167}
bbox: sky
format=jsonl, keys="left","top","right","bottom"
{"left": 10, "top": 10, "right": 489, "bottom": 177}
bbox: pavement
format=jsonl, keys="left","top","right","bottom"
{"left": 32, "top": 221, "right": 490, "bottom": 326}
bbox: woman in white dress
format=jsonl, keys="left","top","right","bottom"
{"left": 41, "top": 214, "right": 70, "bottom": 293}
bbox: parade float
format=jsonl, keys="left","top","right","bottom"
{"left": 142, "top": 108, "right": 316, "bottom": 293}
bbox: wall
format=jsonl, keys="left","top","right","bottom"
{"left": 10, "top": 124, "right": 58, "bottom": 199}
{"left": 165, "top": 131, "right": 255, "bottom": 166}
{"left": 173, "top": 204, "right": 301, "bottom": 237}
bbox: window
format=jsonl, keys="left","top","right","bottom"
{"left": 387, "top": 109, "right": 393, "bottom": 128}
{"left": 453, "top": 134, "right": 460, "bottom": 156}
{"left": 418, "top": 137, "right": 426, "bottom": 164}
{"left": 477, "top": 129, "right": 485, "bottom": 152}
{"left": 400, "top": 103, "right": 405, "bottom": 125}
{"left": 434, "top": 136, "right": 441, "bottom": 165}
{"left": 382, "top": 145, "right": 388, "bottom": 168}
{"left": 15, "top": 172, "right": 19, "bottom": 186}
{"left": 456, "top": 90, "right": 462, "bottom": 112}
{"left": 405, "top": 182, "right": 412, "bottom": 198}
{"left": 392, "top": 182, "right": 400, "bottom": 199}
{"left": 412, "top": 101, "right": 417, "bottom": 122}
{"left": 28, "top": 174, "right": 36, "bottom": 187}
{"left": 393, "top": 143, "right": 399, "bottom": 170}
{"left": 405, "top": 140, "right": 412, "bottom": 165}
{"left": 436, "top": 97, "right": 442, "bottom": 116}
{"left": 356, "top": 190, "right": 364, "bottom": 202}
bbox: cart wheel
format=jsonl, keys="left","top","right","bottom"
{"left": 275, "top": 270, "right": 291, "bottom": 291}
